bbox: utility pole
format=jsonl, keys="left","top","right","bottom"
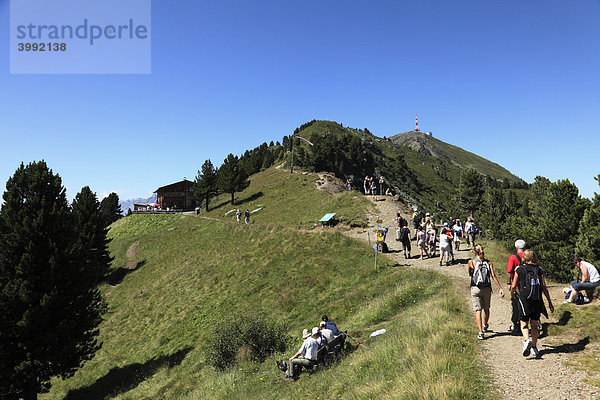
{"left": 290, "top": 134, "right": 294, "bottom": 174}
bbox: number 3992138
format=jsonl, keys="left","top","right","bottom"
{"left": 18, "top": 43, "right": 67, "bottom": 52}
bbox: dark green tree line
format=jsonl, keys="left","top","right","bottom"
{"left": 193, "top": 160, "right": 218, "bottom": 212}
{"left": 218, "top": 154, "right": 250, "bottom": 205}
{"left": 0, "top": 162, "right": 106, "bottom": 399}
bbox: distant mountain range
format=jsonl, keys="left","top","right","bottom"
{"left": 119, "top": 194, "right": 157, "bottom": 214}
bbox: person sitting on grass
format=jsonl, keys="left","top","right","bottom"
{"left": 510, "top": 249, "right": 554, "bottom": 358}
{"left": 286, "top": 328, "right": 318, "bottom": 380}
{"left": 469, "top": 244, "right": 504, "bottom": 340}
{"left": 564, "top": 256, "right": 600, "bottom": 304}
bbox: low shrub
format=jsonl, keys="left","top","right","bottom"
{"left": 205, "top": 314, "right": 287, "bottom": 371}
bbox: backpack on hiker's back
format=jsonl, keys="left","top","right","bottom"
{"left": 521, "top": 264, "right": 542, "bottom": 301}
{"left": 399, "top": 227, "right": 410, "bottom": 242}
{"left": 471, "top": 258, "right": 492, "bottom": 288}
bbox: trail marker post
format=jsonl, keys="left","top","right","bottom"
{"left": 374, "top": 216, "right": 384, "bottom": 271}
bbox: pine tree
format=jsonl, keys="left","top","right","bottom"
{"left": 99, "top": 192, "right": 122, "bottom": 227}
{"left": 217, "top": 154, "right": 250, "bottom": 205}
{"left": 479, "top": 188, "right": 506, "bottom": 239}
{"left": 193, "top": 160, "right": 218, "bottom": 212}
{"left": 0, "top": 162, "right": 103, "bottom": 399}
{"left": 72, "top": 186, "right": 113, "bottom": 284}
{"left": 458, "top": 168, "right": 484, "bottom": 217}
{"left": 576, "top": 174, "right": 600, "bottom": 265}
{"left": 535, "top": 179, "right": 589, "bottom": 281}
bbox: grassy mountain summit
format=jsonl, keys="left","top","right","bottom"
{"left": 389, "top": 131, "right": 520, "bottom": 184}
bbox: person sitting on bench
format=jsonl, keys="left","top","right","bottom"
{"left": 312, "top": 326, "right": 327, "bottom": 349}
{"left": 319, "top": 321, "right": 334, "bottom": 343}
{"left": 321, "top": 315, "right": 342, "bottom": 336}
{"left": 287, "top": 328, "right": 318, "bottom": 380}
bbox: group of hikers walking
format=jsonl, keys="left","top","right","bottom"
{"left": 469, "top": 238, "right": 599, "bottom": 358}
{"left": 391, "top": 208, "right": 599, "bottom": 358}
{"left": 394, "top": 209, "right": 478, "bottom": 265}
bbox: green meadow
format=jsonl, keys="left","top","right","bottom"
{"left": 42, "top": 168, "right": 498, "bottom": 399}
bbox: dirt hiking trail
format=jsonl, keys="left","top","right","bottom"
{"left": 346, "top": 195, "right": 600, "bottom": 400}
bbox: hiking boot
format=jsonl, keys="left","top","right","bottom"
{"left": 508, "top": 324, "right": 515, "bottom": 332}
{"left": 477, "top": 332, "right": 484, "bottom": 340}
{"left": 483, "top": 324, "right": 489, "bottom": 332}
{"left": 531, "top": 346, "right": 540, "bottom": 358}
{"left": 522, "top": 339, "right": 533, "bottom": 357}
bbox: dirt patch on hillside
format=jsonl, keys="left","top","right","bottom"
{"left": 125, "top": 242, "right": 139, "bottom": 270}
{"left": 316, "top": 173, "right": 346, "bottom": 194}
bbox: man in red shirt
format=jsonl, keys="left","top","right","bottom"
{"left": 506, "top": 239, "right": 526, "bottom": 334}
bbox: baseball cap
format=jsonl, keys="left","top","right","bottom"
{"left": 515, "top": 239, "right": 526, "bottom": 250}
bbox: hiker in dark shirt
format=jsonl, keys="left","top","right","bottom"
{"left": 321, "top": 315, "right": 342, "bottom": 336}
{"left": 510, "top": 249, "right": 554, "bottom": 358}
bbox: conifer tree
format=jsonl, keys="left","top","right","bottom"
{"left": 576, "top": 174, "right": 600, "bottom": 265}
{"left": 458, "top": 168, "right": 484, "bottom": 217}
{"left": 535, "top": 179, "right": 589, "bottom": 281}
{"left": 217, "top": 154, "right": 250, "bottom": 205}
{"left": 193, "top": 159, "right": 218, "bottom": 212}
{"left": 0, "top": 162, "right": 103, "bottom": 399}
{"left": 480, "top": 188, "right": 506, "bottom": 239}
{"left": 72, "top": 186, "right": 113, "bottom": 284}
{"left": 99, "top": 192, "right": 122, "bottom": 227}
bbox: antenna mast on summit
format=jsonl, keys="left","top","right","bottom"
{"left": 415, "top": 114, "right": 420, "bottom": 132}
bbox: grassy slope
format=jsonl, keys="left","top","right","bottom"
{"left": 42, "top": 168, "right": 497, "bottom": 400}
{"left": 202, "top": 167, "right": 370, "bottom": 228}
{"left": 390, "top": 132, "right": 521, "bottom": 183}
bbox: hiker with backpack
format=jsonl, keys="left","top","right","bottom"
{"left": 417, "top": 225, "right": 427, "bottom": 260}
{"left": 452, "top": 219, "right": 463, "bottom": 251}
{"left": 467, "top": 219, "right": 477, "bottom": 249}
{"left": 469, "top": 244, "right": 504, "bottom": 339}
{"left": 510, "top": 249, "right": 554, "bottom": 357}
{"left": 506, "top": 239, "right": 526, "bottom": 334}
{"left": 399, "top": 224, "right": 412, "bottom": 259}
{"left": 426, "top": 221, "right": 437, "bottom": 257}
{"left": 439, "top": 225, "right": 452, "bottom": 266}
{"left": 563, "top": 256, "right": 599, "bottom": 304}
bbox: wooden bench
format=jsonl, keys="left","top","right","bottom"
{"left": 307, "top": 333, "right": 347, "bottom": 372}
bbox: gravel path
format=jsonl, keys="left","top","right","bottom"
{"left": 345, "top": 196, "right": 600, "bottom": 400}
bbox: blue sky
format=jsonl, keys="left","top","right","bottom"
{"left": 1, "top": 0, "right": 599, "bottom": 201}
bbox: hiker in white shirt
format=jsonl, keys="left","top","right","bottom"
{"left": 564, "top": 256, "right": 600, "bottom": 304}
{"left": 287, "top": 328, "right": 319, "bottom": 380}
